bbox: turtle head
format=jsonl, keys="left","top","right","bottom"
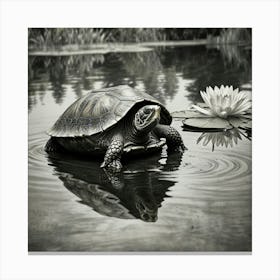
{"left": 134, "top": 105, "right": 161, "bottom": 133}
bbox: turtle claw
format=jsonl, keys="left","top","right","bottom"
{"left": 177, "top": 147, "right": 186, "bottom": 153}
{"left": 147, "top": 143, "right": 159, "bottom": 149}
{"left": 126, "top": 146, "right": 144, "bottom": 152}
{"left": 180, "top": 144, "right": 187, "bottom": 151}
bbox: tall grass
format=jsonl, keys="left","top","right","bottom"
{"left": 108, "top": 28, "right": 166, "bottom": 43}
{"left": 28, "top": 28, "right": 112, "bottom": 50}
{"left": 28, "top": 28, "right": 251, "bottom": 50}
{"left": 208, "top": 28, "right": 251, "bottom": 44}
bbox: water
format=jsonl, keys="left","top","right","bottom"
{"left": 28, "top": 44, "right": 252, "bottom": 252}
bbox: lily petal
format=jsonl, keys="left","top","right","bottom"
{"left": 194, "top": 85, "right": 251, "bottom": 118}
{"left": 192, "top": 105, "right": 214, "bottom": 116}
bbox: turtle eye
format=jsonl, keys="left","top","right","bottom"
{"left": 143, "top": 107, "right": 151, "bottom": 114}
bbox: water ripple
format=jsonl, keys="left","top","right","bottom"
{"left": 169, "top": 148, "right": 252, "bottom": 202}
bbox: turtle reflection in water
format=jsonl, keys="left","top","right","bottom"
{"left": 45, "top": 85, "right": 185, "bottom": 172}
{"left": 47, "top": 151, "right": 183, "bottom": 222}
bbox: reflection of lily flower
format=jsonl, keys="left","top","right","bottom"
{"left": 192, "top": 85, "right": 251, "bottom": 119}
{"left": 197, "top": 128, "right": 249, "bottom": 151}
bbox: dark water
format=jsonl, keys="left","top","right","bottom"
{"left": 28, "top": 44, "right": 252, "bottom": 252}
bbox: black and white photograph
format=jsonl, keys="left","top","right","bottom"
{"left": 28, "top": 28, "right": 252, "bottom": 252}
{"left": 1, "top": 0, "right": 280, "bottom": 279}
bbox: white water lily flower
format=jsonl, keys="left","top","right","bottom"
{"left": 192, "top": 85, "right": 252, "bottom": 119}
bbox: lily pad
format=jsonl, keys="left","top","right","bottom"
{"left": 227, "top": 117, "right": 252, "bottom": 128}
{"left": 195, "top": 102, "right": 209, "bottom": 108}
{"left": 182, "top": 126, "right": 225, "bottom": 132}
{"left": 172, "top": 110, "right": 210, "bottom": 119}
{"left": 173, "top": 108, "right": 252, "bottom": 131}
{"left": 182, "top": 117, "right": 231, "bottom": 129}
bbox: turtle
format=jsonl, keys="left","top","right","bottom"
{"left": 45, "top": 85, "right": 186, "bottom": 171}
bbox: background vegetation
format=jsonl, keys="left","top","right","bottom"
{"left": 28, "top": 28, "right": 251, "bottom": 50}
{"left": 28, "top": 28, "right": 251, "bottom": 112}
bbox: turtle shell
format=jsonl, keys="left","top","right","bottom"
{"left": 48, "top": 85, "right": 172, "bottom": 137}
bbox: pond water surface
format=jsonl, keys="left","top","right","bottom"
{"left": 28, "top": 44, "right": 252, "bottom": 252}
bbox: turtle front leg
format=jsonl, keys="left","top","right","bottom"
{"left": 100, "top": 134, "right": 124, "bottom": 172}
{"left": 154, "top": 124, "right": 186, "bottom": 152}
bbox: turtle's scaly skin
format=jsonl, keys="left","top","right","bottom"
{"left": 45, "top": 85, "right": 185, "bottom": 171}
{"left": 154, "top": 125, "right": 186, "bottom": 152}
{"left": 100, "top": 135, "right": 124, "bottom": 170}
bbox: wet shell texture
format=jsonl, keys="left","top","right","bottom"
{"left": 48, "top": 85, "right": 172, "bottom": 137}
